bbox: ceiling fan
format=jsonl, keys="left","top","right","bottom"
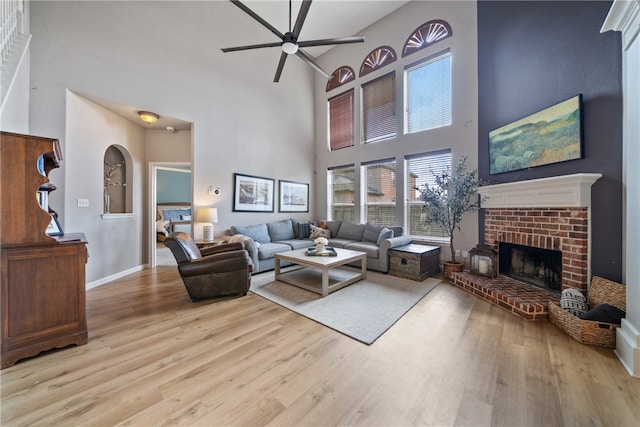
{"left": 221, "top": 0, "right": 365, "bottom": 82}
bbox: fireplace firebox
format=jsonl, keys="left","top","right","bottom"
{"left": 499, "top": 242, "right": 562, "bottom": 292}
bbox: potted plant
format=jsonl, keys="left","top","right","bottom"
{"left": 415, "top": 156, "right": 485, "bottom": 279}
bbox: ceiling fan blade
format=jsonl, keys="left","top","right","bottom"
{"left": 295, "top": 49, "right": 331, "bottom": 79}
{"left": 229, "top": 1, "right": 284, "bottom": 39}
{"left": 292, "top": 0, "right": 312, "bottom": 38}
{"left": 274, "top": 52, "right": 288, "bottom": 83}
{"left": 297, "top": 36, "right": 365, "bottom": 48}
{"left": 221, "top": 41, "right": 282, "bottom": 53}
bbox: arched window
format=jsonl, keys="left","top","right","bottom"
{"left": 402, "top": 19, "right": 452, "bottom": 57}
{"left": 103, "top": 145, "right": 132, "bottom": 214}
{"left": 359, "top": 46, "right": 397, "bottom": 77}
{"left": 326, "top": 66, "right": 356, "bottom": 92}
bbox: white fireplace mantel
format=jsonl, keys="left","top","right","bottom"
{"left": 478, "top": 173, "right": 602, "bottom": 208}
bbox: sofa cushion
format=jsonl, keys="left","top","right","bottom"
{"left": 344, "top": 241, "right": 380, "bottom": 258}
{"left": 257, "top": 242, "right": 291, "bottom": 260}
{"left": 389, "top": 226, "right": 404, "bottom": 237}
{"left": 337, "top": 221, "right": 365, "bottom": 241}
{"left": 363, "top": 223, "right": 383, "bottom": 243}
{"left": 327, "top": 238, "right": 352, "bottom": 248}
{"left": 231, "top": 223, "right": 271, "bottom": 243}
{"left": 325, "top": 220, "right": 342, "bottom": 238}
{"left": 275, "top": 239, "right": 315, "bottom": 250}
{"left": 310, "top": 224, "right": 330, "bottom": 239}
{"left": 376, "top": 227, "right": 394, "bottom": 245}
{"left": 267, "top": 219, "right": 296, "bottom": 241}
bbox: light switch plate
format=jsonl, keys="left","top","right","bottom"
{"left": 77, "top": 198, "right": 89, "bottom": 208}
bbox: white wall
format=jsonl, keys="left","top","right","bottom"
{"left": 0, "top": 45, "right": 30, "bottom": 134}
{"left": 313, "top": 1, "right": 479, "bottom": 261}
{"left": 65, "top": 92, "right": 145, "bottom": 284}
{"left": 29, "top": 1, "right": 316, "bottom": 284}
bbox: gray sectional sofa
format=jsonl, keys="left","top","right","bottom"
{"left": 229, "top": 218, "right": 411, "bottom": 274}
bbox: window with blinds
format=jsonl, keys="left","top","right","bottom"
{"left": 362, "top": 159, "right": 397, "bottom": 226}
{"left": 328, "top": 89, "right": 354, "bottom": 151}
{"left": 404, "top": 51, "right": 451, "bottom": 134}
{"left": 328, "top": 165, "right": 355, "bottom": 221}
{"left": 362, "top": 72, "right": 396, "bottom": 143}
{"left": 405, "top": 150, "right": 451, "bottom": 239}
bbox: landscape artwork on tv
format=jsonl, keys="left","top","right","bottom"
{"left": 489, "top": 94, "right": 583, "bottom": 174}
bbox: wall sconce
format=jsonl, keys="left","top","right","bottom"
{"left": 196, "top": 207, "right": 218, "bottom": 242}
{"left": 138, "top": 111, "right": 159, "bottom": 124}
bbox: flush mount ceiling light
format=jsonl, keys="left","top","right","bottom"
{"left": 138, "top": 111, "right": 159, "bottom": 124}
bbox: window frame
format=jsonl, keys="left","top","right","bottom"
{"left": 328, "top": 89, "right": 355, "bottom": 151}
{"left": 405, "top": 149, "right": 452, "bottom": 241}
{"left": 404, "top": 49, "right": 452, "bottom": 135}
{"left": 361, "top": 71, "right": 397, "bottom": 144}
{"left": 361, "top": 158, "right": 397, "bottom": 226}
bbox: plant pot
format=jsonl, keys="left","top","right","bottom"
{"left": 443, "top": 261, "right": 464, "bottom": 281}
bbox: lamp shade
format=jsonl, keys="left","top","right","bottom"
{"left": 196, "top": 207, "right": 218, "bottom": 224}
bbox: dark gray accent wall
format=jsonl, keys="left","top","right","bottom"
{"left": 478, "top": 1, "right": 623, "bottom": 281}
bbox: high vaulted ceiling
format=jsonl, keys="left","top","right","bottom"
{"left": 83, "top": 1, "right": 410, "bottom": 130}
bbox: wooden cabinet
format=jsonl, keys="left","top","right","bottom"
{"left": 389, "top": 244, "right": 440, "bottom": 281}
{"left": 1, "top": 132, "right": 88, "bottom": 369}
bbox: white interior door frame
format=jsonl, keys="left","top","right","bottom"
{"left": 148, "top": 162, "right": 191, "bottom": 268}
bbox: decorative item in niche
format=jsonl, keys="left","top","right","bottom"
{"left": 104, "top": 160, "right": 125, "bottom": 214}
{"left": 233, "top": 173, "right": 274, "bottom": 212}
{"left": 489, "top": 94, "right": 583, "bottom": 174}
{"left": 279, "top": 180, "right": 309, "bottom": 213}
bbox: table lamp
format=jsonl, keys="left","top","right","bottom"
{"left": 196, "top": 207, "right": 218, "bottom": 241}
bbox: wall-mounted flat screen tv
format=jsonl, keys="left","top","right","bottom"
{"left": 489, "top": 94, "right": 584, "bottom": 175}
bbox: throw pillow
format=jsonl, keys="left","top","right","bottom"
{"left": 560, "top": 288, "right": 588, "bottom": 317}
{"left": 376, "top": 227, "right": 394, "bottom": 246}
{"left": 309, "top": 224, "right": 330, "bottom": 240}
{"left": 180, "top": 215, "right": 191, "bottom": 220}
{"left": 298, "top": 222, "right": 311, "bottom": 239}
{"left": 579, "top": 304, "right": 626, "bottom": 324}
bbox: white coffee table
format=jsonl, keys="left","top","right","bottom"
{"left": 274, "top": 247, "right": 367, "bottom": 297}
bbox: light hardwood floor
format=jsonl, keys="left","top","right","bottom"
{"left": 1, "top": 266, "right": 639, "bottom": 426}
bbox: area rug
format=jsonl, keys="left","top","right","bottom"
{"left": 250, "top": 267, "right": 440, "bottom": 344}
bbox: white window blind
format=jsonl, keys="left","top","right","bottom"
{"left": 405, "top": 52, "right": 451, "bottom": 134}
{"left": 328, "top": 89, "right": 354, "bottom": 151}
{"left": 405, "top": 150, "right": 452, "bottom": 239}
{"left": 362, "top": 159, "right": 396, "bottom": 226}
{"left": 328, "top": 165, "right": 355, "bottom": 221}
{"left": 362, "top": 72, "right": 396, "bottom": 143}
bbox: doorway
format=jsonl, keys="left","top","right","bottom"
{"left": 149, "top": 163, "right": 192, "bottom": 268}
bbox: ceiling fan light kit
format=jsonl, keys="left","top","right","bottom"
{"left": 222, "top": 0, "right": 364, "bottom": 82}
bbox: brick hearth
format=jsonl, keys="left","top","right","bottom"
{"left": 451, "top": 272, "right": 558, "bottom": 320}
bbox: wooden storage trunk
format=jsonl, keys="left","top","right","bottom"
{"left": 549, "top": 276, "right": 626, "bottom": 348}
{"left": 389, "top": 244, "right": 440, "bottom": 281}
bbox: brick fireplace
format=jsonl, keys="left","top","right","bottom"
{"left": 452, "top": 173, "right": 601, "bottom": 320}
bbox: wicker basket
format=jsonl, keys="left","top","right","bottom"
{"left": 549, "top": 276, "right": 626, "bottom": 348}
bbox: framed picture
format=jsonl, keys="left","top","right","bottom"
{"left": 233, "top": 173, "right": 275, "bottom": 212}
{"left": 46, "top": 214, "right": 63, "bottom": 236}
{"left": 489, "top": 94, "right": 584, "bottom": 174}
{"left": 279, "top": 180, "right": 309, "bottom": 212}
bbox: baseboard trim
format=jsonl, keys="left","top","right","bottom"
{"left": 615, "top": 318, "right": 640, "bottom": 377}
{"left": 86, "top": 265, "right": 145, "bottom": 290}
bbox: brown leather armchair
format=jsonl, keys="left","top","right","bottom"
{"left": 164, "top": 232, "right": 253, "bottom": 302}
